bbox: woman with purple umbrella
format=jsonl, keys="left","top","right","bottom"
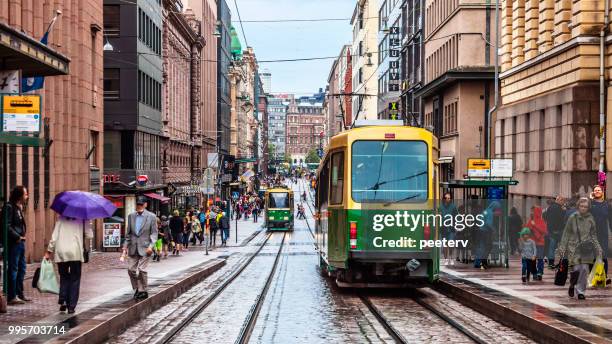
{"left": 44, "top": 191, "right": 116, "bottom": 314}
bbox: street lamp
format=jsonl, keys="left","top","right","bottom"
{"left": 103, "top": 35, "right": 114, "bottom": 51}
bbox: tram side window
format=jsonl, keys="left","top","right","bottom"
{"left": 330, "top": 152, "right": 344, "bottom": 204}
{"left": 317, "top": 159, "right": 330, "bottom": 208}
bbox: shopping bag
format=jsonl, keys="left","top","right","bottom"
{"left": 37, "top": 259, "right": 59, "bottom": 294}
{"left": 588, "top": 261, "right": 607, "bottom": 288}
{"left": 554, "top": 259, "right": 568, "bottom": 286}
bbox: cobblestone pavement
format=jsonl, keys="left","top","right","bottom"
{"left": 0, "top": 216, "right": 262, "bottom": 341}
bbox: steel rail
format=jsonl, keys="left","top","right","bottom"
{"left": 358, "top": 294, "right": 409, "bottom": 344}
{"left": 160, "top": 232, "right": 274, "bottom": 344}
{"left": 235, "top": 232, "right": 287, "bottom": 344}
{"left": 412, "top": 294, "right": 488, "bottom": 344}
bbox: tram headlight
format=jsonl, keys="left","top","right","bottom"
{"left": 269, "top": 216, "right": 275, "bottom": 220}
{"left": 283, "top": 216, "right": 289, "bottom": 220}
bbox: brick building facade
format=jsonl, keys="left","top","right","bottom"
{"left": 286, "top": 100, "right": 325, "bottom": 164}
{"left": 161, "top": 2, "right": 204, "bottom": 210}
{"left": 0, "top": 0, "right": 104, "bottom": 260}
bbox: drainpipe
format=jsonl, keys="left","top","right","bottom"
{"left": 599, "top": 1, "right": 610, "bottom": 180}
{"left": 487, "top": 0, "right": 500, "bottom": 159}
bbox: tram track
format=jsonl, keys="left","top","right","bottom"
{"left": 234, "top": 232, "right": 287, "bottom": 344}
{"left": 158, "top": 232, "right": 287, "bottom": 344}
{"left": 357, "top": 288, "right": 533, "bottom": 344}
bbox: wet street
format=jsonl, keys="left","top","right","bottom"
{"left": 106, "top": 180, "right": 534, "bottom": 344}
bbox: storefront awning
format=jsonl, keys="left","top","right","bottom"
{"left": 144, "top": 192, "right": 171, "bottom": 203}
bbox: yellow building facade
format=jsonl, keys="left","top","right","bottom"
{"left": 496, "top": 0, "right": 611, "bottom": 207}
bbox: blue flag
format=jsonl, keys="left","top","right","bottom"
{"left": 21, "top": 31, "right": 49, "bottom": 93}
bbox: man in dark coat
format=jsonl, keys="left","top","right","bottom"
{"left": 544, "top": 196, "right": 566, "bottom": 268}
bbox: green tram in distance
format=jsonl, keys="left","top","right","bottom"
{"left": 315, "top": 121, "right": 440, "bottom": 287}
{"left": 264, "top": 186, "right": 295, "bottom": 231}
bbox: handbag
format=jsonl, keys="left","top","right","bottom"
{"left": 554, "top": 259, "right": 569, "bottom": 286}
{"left": 574, "top": 217, "right": 596, "bottom": 262}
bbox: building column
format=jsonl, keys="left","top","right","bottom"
{"left": 538, "top": 0, "right": 554, "bottom": 53}
{"left": 511, "top": 0, "right": 526, "bottom": 67}
{"left": 553, "top": 0, "right": 571, "bottom": 45}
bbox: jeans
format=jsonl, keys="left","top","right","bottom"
{"left": 57, "top": 261, "right": 82, "bottom": 310}
{"left": 211, "top": 230, "right": 218, "bottom": 246}
{"left": 536, "top": 245, "right": 545, "bottom": 276}
{"left": 546, "top": 235, "right": 558, "bottom": 265}
{"left": 521, "top": 257, "right": 532, "bottom": 278}
{"left": 221, "top": 228, "right": 229, "bottom": 242}
{"left": 8, "top": 241, "right": 26, "bottom": 301}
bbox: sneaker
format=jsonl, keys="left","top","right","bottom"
{"left": 480, "top": 266, "right": 486, "bottom": 270}
{"left": 59, "top": 305, "right": 67, "bottom": 313}
{"left": 67, "top": 308, "right": 76, "bottom": 314}
{"left": 8, "top": 298, "right": 25, "bottom": 305}
{"left": 522, "top": 276, "right": 527, "bottom": 283}
{"left": 537, "top": 275, "right": 543, "bottom": 281}
{"left": 577, "top": 294, "right": 586, "bottom": 300}
{"left": 450, "top": 259, "right": 455, "bottom": 266}
{"left": 18, "top": 295, "right": 32, "bottom": 302}
{"left": 568, "top": 286, "right": 575, "bottom": 298}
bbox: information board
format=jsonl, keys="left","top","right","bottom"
{"left": 2, "top": 95, "right": 41, "bottom": 132}
{"left": 491, "top": 159, "right": 513, "bottom": 178}
{"left": 103, "top": 222, "right": 122, "bottom": 248}
{"left": 467, "top": 158, "right": 491, "bottom": 178}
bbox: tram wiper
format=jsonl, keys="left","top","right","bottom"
{"left": 365, "top": 171, "right": 428, "bottom": 191}
{"left": 383, "top": 193, "right": 420, "bottom": 207}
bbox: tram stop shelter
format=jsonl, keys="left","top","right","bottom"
{"left": 440, "top": 179, "right": 518, "bottom": 268}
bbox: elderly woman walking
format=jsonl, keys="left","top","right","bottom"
{"left": 555, "top": 197, "right": 603, "bottom": 300}
{"left": 44, "top": 216, "right": 93, "bottom": 313}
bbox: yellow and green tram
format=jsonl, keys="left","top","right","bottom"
{"left": 265, "top": 187, "right": 295, "bottom": 231}
{"left": 315, "top": 121, "right": 440, "bottom": 287}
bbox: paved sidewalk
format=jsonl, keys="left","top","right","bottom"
{"left": 441, "top": 257, "right": 612, "bottom": 343}
{"left": 0, "top": 217, "right": 262, "bottom": 342}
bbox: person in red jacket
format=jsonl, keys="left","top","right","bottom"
{"left": 526, "top": 206, "right": 547, "bottom": 280}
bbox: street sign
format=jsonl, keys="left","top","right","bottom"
{"left": 317, "top": 148, "right": 324, "bottom": 158}
{"left": 2, "top": 94, "right": 41, "bottom": 132}
{"left": 491, "top": 159, "right": 513, "bottom": 178}
{"left": 467, "top": 158, "right": 491, "bottom": 178}
{"left": 136, "top": 174, "right": 149, "bottom": 186}
{"left": 236, "top": 158, "right": 257, "bottom": 163}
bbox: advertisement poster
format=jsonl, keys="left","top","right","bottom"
{"left": 103, "top": 222, "right": 122, "bottom": 248}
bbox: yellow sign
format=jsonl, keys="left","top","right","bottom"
{"left": 467, "top": 158, "right": 491, "bottom": 178}
{"left": 2, "top": 95, "right": 41, "bottom": 132}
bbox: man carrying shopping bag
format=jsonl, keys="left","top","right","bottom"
{"left": 122, "top": 197, "right": 158, "bottom": 300}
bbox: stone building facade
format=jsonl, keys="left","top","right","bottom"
{"left": 0, "top": 0, "right": 104, "bottom": 259}
{"left": 417, "top": 0, "right": 496, "bottom": 183}
{"left": 496, "top": 0, "right": 611, "bottom": 210}
{"left": 351, "top": 0, "right": 379, "bottom": 121}
{"left": 186, "top": 0, "right": 217, "bottom": 179}
{"left": 286, "top": 100, "right": 326, "bottom": 164}
{"left": 161, "top": 2, "right": 204, "bottom": 210}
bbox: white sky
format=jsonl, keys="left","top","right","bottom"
{"left": 227, "top": 0, "right": 355, "bottom": 95}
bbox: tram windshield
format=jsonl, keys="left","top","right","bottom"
{"left": 351, "top": 140, "right": 428, "bottom": 203}
{"left": 269, "top": 192, "right": 290, "bottom": 208}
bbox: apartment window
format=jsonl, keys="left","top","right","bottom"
{"left": 103, "top": 68, "right": 120, "bottom": 100}
{"left": 358, "top": 67, "right": 363, "bottom": 83}
{"left": 103, "top": 5, "right": 120, "bottom": 37}
{"left": 358, "top": 41, "right": 363, "bottom": 56}
{"left": 89, "top": 131, "right": 99, "bottom": 167}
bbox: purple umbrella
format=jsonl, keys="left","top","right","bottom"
{"left": 50, "top": 191, "right": 117, "bottom": 220}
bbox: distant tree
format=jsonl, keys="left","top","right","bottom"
{"left": 305, "top": 148, "right": 321, "bottom": 163}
